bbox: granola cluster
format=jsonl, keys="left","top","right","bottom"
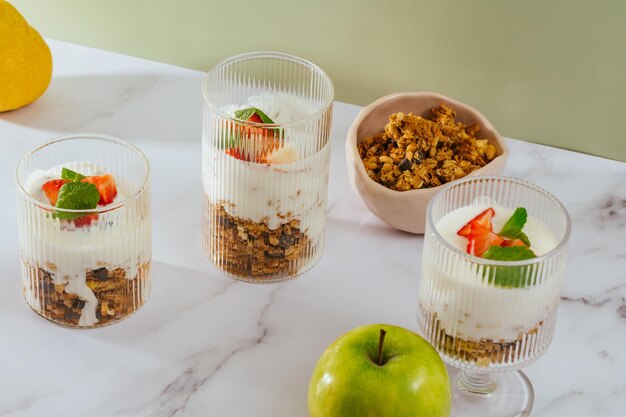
{"left": 358, "top": 104, "right": 497, "bottom": 191}
{"left": 209, "top": 203, "right": 310, "bottom": 279}
{"left": 24, "top": 262, "right": 150, "bottom": 327}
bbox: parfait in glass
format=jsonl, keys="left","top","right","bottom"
{"left": 418, "top": 176, "right": 570, "bottom": 417}
{"left": 16, "top": 134, "right": 151, "bottom": 328}
{"left": 202, "top": 52, "right": 334, "bottom": 282}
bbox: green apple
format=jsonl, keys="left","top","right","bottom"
{"left": 308, "top": 324, "right": 450, "bottom": 417}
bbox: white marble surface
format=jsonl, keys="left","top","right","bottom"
{"left": 1, "top": 40, "right": 625, "bottom": 417}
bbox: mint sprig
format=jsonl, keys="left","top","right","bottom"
{"left": 499, "top": 207, "right": 531, "bottom": 247}
{"left": 53, "top": 171, "right": 99, "bottom": 220}
{"left": 54, "top": 182, "right": 100, "bottom": 220}
{"left": 483, "top": 231, "right": 537, "bottom": 288}
{"left": 483, "top": 245, "right": 536, "bottom": 261}
{"left": 234, "top": 107, "right": 275, "bottom": 124}
{"left": 61, "top": 167, "right": 86, "bottom": 182}
{"left": 474, "top": 207, "right": 540, "bottom": 288}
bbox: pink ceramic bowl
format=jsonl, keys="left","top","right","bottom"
{"left": 346, "top": 92, "right": 508, "bottom": 234}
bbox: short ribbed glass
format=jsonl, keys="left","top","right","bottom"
{"left": 202, "top": 52, "right": 334, "bottom": 282}
{"left": 417, "top": 176, "right": 570, "bottom": 416}
{"left": 16, "top": 134, "right": 151, "bottom": 328}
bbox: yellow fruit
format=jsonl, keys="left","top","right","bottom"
{"left": 0, "top": 0, "right": 52, "bottom": 112}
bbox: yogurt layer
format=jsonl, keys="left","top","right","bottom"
{"left": 420, "top": 203, "right": 563, "bottom": 341}
{"left": 204, "top": 146, "right": 329, "bottom": 241}
{"left": 20, "top": 162, "right": 150, "bottom": 326}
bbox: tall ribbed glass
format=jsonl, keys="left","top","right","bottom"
{"left": 16, "top": 134, "right": 151, "bottom": 328}
{"left": 202, "top": 52, "right": 334, "bottom": 282}
{"left": 417, "top": 176, "right": 570, "bottom": 417}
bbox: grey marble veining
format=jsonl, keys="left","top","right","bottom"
{"left": 0, "top": 40, "right": 625, "bottom": 417}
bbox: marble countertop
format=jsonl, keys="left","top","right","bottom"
{"left": 1, "top": 40, "right": 625, "bottom": 417}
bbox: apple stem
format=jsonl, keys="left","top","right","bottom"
{"left": 377, "top": 328, "right": 387, "bottom": 366}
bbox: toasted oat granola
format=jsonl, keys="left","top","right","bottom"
{"left": 424, "top": 309, "right": 543, "bottom": 366}
{"left": 24, "top": 262, "right": 150, "bottom": 327}
{"left": 209, "top": 203, "right": 310, "bottom": 278}
{"left": 358, "top": 104, "right": 497, "bottom": 191}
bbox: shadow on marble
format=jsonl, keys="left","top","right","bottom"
{"left": 0, "top": 74, "right": 202, "bottom": 143}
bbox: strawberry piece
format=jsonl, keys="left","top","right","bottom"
{"left": 467, "top": 222, "right": 504, "bottom": 257}
{"left": 457, "top": 208, "right": 495, "bottom": 237}
{"left": 244, "top": 114, "right": 266, "bottom": 137}
{"left": 227, "top": 111, "right": 279, "bottom": 163}
{"left": 41, "top": 179, "right": 69, "bottom": 206}
{"left": 73, "top": 214, "right": 99, "bottom": 227}
{"left": 82, "top": 174, "right": 117, "bottom": 205}
{"left": 501, "top": 238, "right": 527, "bottom": 247}
{"left": 247, "top": 113, "right": 263, "bottom": 123}
{"left": 226, "top": 148, "right": 247, "bottom": 161}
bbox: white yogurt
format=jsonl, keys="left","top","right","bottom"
{"left": 203, "top": 145, "right": 329, "bottom": 241}
{"left": 420, "top": 204, "right": 563, "bottom": 341}
{"left": 222, "top": 92, "right": 318, "bottom": 124}
{"left": 19, "top": 162, "right": 150, "bottom": 327}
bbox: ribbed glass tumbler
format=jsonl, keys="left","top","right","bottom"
{"left": 202, "top": 52, "right": 334, "bottom": 282}
{"left": 417, "top": 176, "right": 571, "bottom": 417}
{"left": 16, "top": 134, "right": 151, "bottom": 328}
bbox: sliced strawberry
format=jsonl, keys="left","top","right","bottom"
{"left": 247, "top": 113, "right": 263, "bottom": 123}
{"left": 227, "top": 111, "right": 281, "bottom": 163}
{"left": 73, "top": 214, "right": 99, "bottom": 227}
{"left": 82, "top": 174, "right": 117, "bottom": 205}
{"left": 467, "top": 222, "right": 504, "bottom": 257}
{"left": 457, "top": 208, "right": 495, "bottom": 237}
{"left": 226, "top": 148, "right": 247, "bottom": 161}
{"left": 501, "top": 238, "right": 527, "bottom": 247}
{"left": 41, "top": 179, "right": 69, "bottom": 206}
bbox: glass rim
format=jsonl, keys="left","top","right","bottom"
{"left": 201, "top": 51, "right": 334, "bottom": 128}
{"left": 15, "top": 133, "right": 151, "bottom": 214}
{"left": 426, "top": 175, "right": 572, "bottom": 267}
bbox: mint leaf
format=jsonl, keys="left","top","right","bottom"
{"left": 483, "top": 245, "right": 536, "bottom": 261}
{"left": 53, "top": 182, "right": 100, "bottom": 220}
{"left": 499, "top": 207, "right": 531, "bottom": 247}
{"left": 61, "top": 167, "right": 86, "bottom": 182}
{"left": 234, "top": 107, "right": 275, "bottom": 124}
{"left": 482, "top": 246, "right": 537, "bottom": 288}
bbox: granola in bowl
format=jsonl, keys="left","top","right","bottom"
{"left": 358, "top": 104, "right": 497, "bottom": 191}
{"left": 346, "top": 92, "right": 508, "bottom": 234}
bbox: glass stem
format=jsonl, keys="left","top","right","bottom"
{"left": 458, "top": 370, "right": 497, "bottom": 395}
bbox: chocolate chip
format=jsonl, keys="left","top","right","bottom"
{"left": 398, "top": 158, "right": 413, "bottom": 172}
{"left": 92, "top": 268, "right": 108, "bottom": 281}
{"left": 72, "top": 298, "right": 86, "bottom": 309}
{"left": 278, "top": 234, "right": 296, "bottom": 249}
{"left": 266, "top": 251, "right": 284, "bottom": 259}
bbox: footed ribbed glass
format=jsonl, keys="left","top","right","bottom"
{"left": 16, "top": 134, "right": 151, "bottom": 328}
{"left": 202, "top": 52, "right": 334, "bottom": 282}
{"left": 417, "top": 176, "right": 570, "bottom": 417}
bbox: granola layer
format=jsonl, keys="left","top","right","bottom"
{"left": 23, "top": 262, "right": 150, "bottom": 327}
{"left": 207, "top": 202, "right": 311, "bottom": 279}
{"left": 421, "top": 307, "right": 546, "bottom": 366}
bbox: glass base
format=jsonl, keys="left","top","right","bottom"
{"left": 450, "top": 368, "right": 534, "bottom": 417}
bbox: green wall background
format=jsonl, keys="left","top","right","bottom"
{"left": 10, "top": 0, "right": 626, "bottom": 161}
